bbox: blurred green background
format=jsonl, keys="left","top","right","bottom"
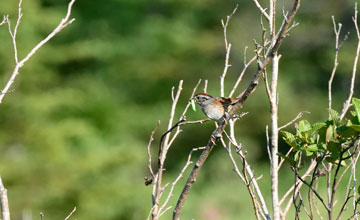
{"left": 0, "top": 0, "right": 359, "bottom": 219}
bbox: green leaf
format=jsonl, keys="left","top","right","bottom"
{"left": 281, "top": 131, "right": 296, "bottom": 147}
{"left": 327, "top": 141, "right": 341, "bottom": 153}
{"left": 337, "top": 125, "right": 356, "bottom": 138}
{"left": 307, "top": 144, "right": 319, "bottom": 152}
{"left": 326, "top": 125, "right": 335, "bottom": 143}
{"left": 352, "top": 98, "right": 360, "bottom": 122}
{"left": 318, "top": 144, "right": 326, "bottom": 152}
{"left": 350, "top": 124, "right": 360, "bottom": 132}
{"left": 329, "top": 109, "right": 340, "bottom": 125}
{"left": 334, "top": 159, "right": 347, "bottom": 166}
{"left": 294, "top": 151, "right": 300, "bottom": 163}
{"left": 305, "top": 150, "right": 313, "bottom": 156}
{"left": 317, "top": 125, "right": 328, "bottom": 143}
{"left": 310, "top": 123, "right": 326, "bottom": 134}
{"left": 298, "top": 120, "right": 311, "bottom": 132}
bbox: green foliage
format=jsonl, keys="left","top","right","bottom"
{"left": 0, "top": 0, "right": 358, "bottom": 219}
{"left": 281, "top": 100, "right": 360, "bottom": 167}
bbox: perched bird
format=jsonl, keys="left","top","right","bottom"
{"left": 192, "top": 93, "right": 239, "bottom": 122}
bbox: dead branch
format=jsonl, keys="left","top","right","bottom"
{"left": 64, "top": 207, "right": 76, "bottom": 220}
{"left": 340, "top": 3, "right": 360, "bottom": 120}
{"left": 0, "top": 177, "right": 10, "bottom": 220}
{"left": 328, "top": 16, "right": 342, "bottom": 114}
{"left": 220, "top": 5, "right": 238, "bottom": 96}
{"left": 0, "top": 0, "right": 76, "bottom": 104}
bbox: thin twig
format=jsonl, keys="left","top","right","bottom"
{"left": 277, "top": 148, "right": 293, "bottom": 171}
{"left": 313, "top": 180, "right": 325, "bottom": 220}
{"left": 225, "top": 120, "right": 270, "bottom": 219}
{"left": 340, "top": 3, "right": 360, "bottom": 120}
{"left": 280, "top": 160, "right": 317, "bottom": 205}
{"left": 0, "top": 0, "right": 76, "bottom": 104}
{"left": 173, "top": 1, "right": 301, "bottom": 219}
{"left": 229, "top": 52, "right": 257, "bottom": 97}
{"left": 328, "top": 16, "right": 342, "bottom": 114}
{"left": 336, "top": 168, "right": 354, "bottom": 220}
{"left": 40, "top": 212, "right": 44, "bottom": 220}
{"left": 278, "top": 111, "right": 308, "bottom": 131}
{"left": 181, "top": 79, "right": 202, "bottom": 118}
{"left": 0, "top": 16, "right": 8, "bottom": 26}
{"left": 147, "top": 121, "right": 160, "bottom": 180}
{"left": 64, "top": 207, "right": 76, "bottom": 220}
{"left": 158, "top": 147, "right": 205, "bottom": 216}
{"left": 294, "top": 169, "right": 331, "bottom": 212}
{"left": 221, "top": 125, "right": 264, "bottom": 220}
{"left": 153, "top": 80, "right": 183, "bottom": 220}
{"left": 335, "top": 150, "right": 358, "bottom": 190}
{"left": 351, "top": 149, "right": 360, "bottom": 216}
{"left": 220, "top": 137, "right": 245, "bottom": 183}
{"left": 251, "top": 0, "right": 270, "bottom": 21}
{"left": 266, "top": 125, "right": 272, "bottom": 163}
{"left": 327, "top": 162, "right": 333, "bottom": 210}
{"left": 0, "top": 177, "right": 10, "bottom": 220}
{"left": 220, "top": 5, "right": 238, "bottom": 97}
{"left": 203, "top": 80, "right": 208, "bottom": 93}
{"left": 150, "top": 79, "right": 202, "bottom": 219}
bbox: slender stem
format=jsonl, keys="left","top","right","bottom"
{"left": 0, "top": 0, "right": 76, "bottom": 104}
{"left": 226, "top": 120, "right": 270, "bottom": 219}
{"left": 340, "top": 3, "right": 360, "bottom": 120}
{"left": 64, "top": 207, "right": 77, "bottom": 220}
{"left": 0, "top": 177, "right": 10, "bottom": 220}
{"left": 153, "top": 81, "right": 183, "bottom": 220}
{"left": 270, "top": 53, "right": 280, "bottom": 220}
{"left": 328, "top": 16, "right": 342, "bottom": 114}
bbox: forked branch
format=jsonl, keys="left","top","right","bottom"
{"left": 0, "top": 0, "right": 76, "bottom": 104}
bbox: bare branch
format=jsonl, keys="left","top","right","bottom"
{"left": 173, "top": 1, "right": 301, "bottom": 219}
{"left": 252, "top": 0, "right": 270, "bottom": 21}
{"left": 277, "top": 148, "right": 293, "bottom": 171}
{"left": 203, "top": 80, "right": 208, "bottom": 93}
{"left": 180, "top": 79, "right": 202, "bottom": 118}
{"left": 229, "top": 51, "right": 257, "bottom": 97}
{"left": 0, "top": 16, "right": 7, "bottom": 26}
{"left": 146, "top": 121, "right": 160, "bottom": 181}
{"left": 294, "top": 168, "right": 331, "bottom": 212}
{"left": 351, "top": 150, "right": 360, "bottom": 215}
{"left": 153, "top": 80, "right": 183, "bottom": 219}
{"left": 278, "top": 111, "right": 308, "bottom": 131}
{"left": 222, "top": 122, "right": 269, "bottom": 220}
{"left": 159, "top": 80, "right": 183, "bottom": 166}
{"left": 0, "top": 177, "right": 10, "bottom": 220}
{"left": 221, "top": 138, "right": 263, "bottom": 220}
{"left": 229, "top": 0, "right": 301, "bottom": 116}
{"left": 64, "top": 207, "right": 76, "bottom": 220}
{"left": 225, "top": 120, "right": 270, "bottom": 219}
{"left": 328, "top": 16, "right": 342, "bottom": 116}
{"left": 173, "top": 131, "right": 219, "bottom": 220}
{"left": 0, "top": 0, "right": 76, "bottom": 104}
{"left": 220, "top": 5, "right": 238, "bottom": 97}
{"left": 158, "top": 147, "right": 205, "bottom": 216}
{"left": 266, "top": 125, "right": 272, "bottom": 163}
{"left": 280, "top": 160, "right": 317, "bottom": 218}
{"left": 40, "top": 212, "right": 44, "bottom": 220}
{"left": 340, "top": 3, "right": 360, "bottom": 120}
